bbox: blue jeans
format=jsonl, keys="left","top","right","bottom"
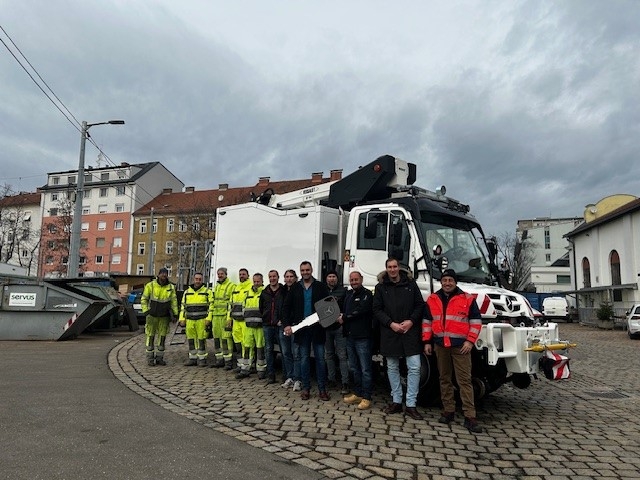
{"left": 325, "top": 326, "right": 349, "bottom": 384}
{"left": 263, "top": 326, "right": 279, "bottom": 377}
{"left": 347, "top": 337, "right": 372, "bottom": 400}
{"left": 297, "top": 331, "right": 327, "bottom": 392}
{"left": 278, "top": 326, "right": 294, "bottom": 380}
{"left": 386, "top": 354, "right": 421, "bottom": 408}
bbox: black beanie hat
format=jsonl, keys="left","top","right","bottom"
{"left": 441, "top": 269, "right": 457, "bottom": 282}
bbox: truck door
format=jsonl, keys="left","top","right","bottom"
{"left": 346, "top": 209, "right": 412, "bottom": 287}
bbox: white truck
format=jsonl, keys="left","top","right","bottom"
{"left": 213, "top": 155, "right": 572, "bottom": 404}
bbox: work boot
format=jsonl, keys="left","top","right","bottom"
{"left": 343, "top": 394, "right": 362, "bottom": 405}
{"left": 224, "top": 360, "right": 234, "bottom": 371}
{"left": 266, "top": 375, "right": 276, "bottom": 385}
{"left": 257, "top": 372, "right": 266, "bottom": 380}
{"left": 147, "top": 357, "right": 155, "bottom": 367}
{"left": 155, "top": 358, "right": 167, "bottom": 366}
{"left": 197, "top": 358, "right": 208, "bottom": 367}
{"left": 210, "top": 358, "right": 225, "bottom": 368}
{"left": 184, "top": 358, "right": 198, "bottom": 366}
{"left": 463, "top": 417, "right": 484, "bottom": 434}
{"left": 236, "top": 369, "right": 250, "bottom": 379}
{"left": 357, "top": 399, "right": 372, "bottom": 410}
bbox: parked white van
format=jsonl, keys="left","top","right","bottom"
{"left": 542, "top": 297, "right": 569, "bottom": 322}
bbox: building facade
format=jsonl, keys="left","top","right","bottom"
{"left": 0, "top": 192, "right": 41, "bottom": 276}
{"left": 131, "top": 170, "right": 343, "bottom": 287}
{"left": 38, "top": 162, "right": 183, "bottom": 277}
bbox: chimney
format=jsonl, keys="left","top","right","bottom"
{"left": 258, "top": 176, "right": 270, "bottom": 187}
{"left": 330, "top": 169, "right": 343, "bottom": 181}
{"left": 120, "top": 162, "right": 130, "bottom": 167}
{"left": 185, "top": 186, "right": 195, "bottom": 193}
{"left": 219, "top": 183, "right": 228, "bottom": 191}
{"left": 162, "top": 188, "right": 172, "bottom": 194}
{"left": 311, "top": 172, "right": 323, "bottom": 183}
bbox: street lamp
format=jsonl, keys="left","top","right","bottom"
{"left": 68, "top": 119, "right": 125, "bottom": 278}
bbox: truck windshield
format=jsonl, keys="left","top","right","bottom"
{"left": 419, "top": 216, "right": 491, "bottom": 283}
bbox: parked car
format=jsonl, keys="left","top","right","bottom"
{"left": 626, "top": 304, "right": 640, "bottom": 339}
{"left": 127, "top": 289, "right": 145, "bottom": 324}
{"left": 542, "top": 297, "right": 570, "bottom": 322}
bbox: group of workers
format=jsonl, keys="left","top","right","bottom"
{"left": 140, "top": 259, "right": 483, "bottom": 433}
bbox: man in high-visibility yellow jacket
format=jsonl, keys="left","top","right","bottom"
{"left": 237, "top": 273, "right": 265, "bottom": 379}
{"left": 212, "top": 267, "right": 235, "bottom": 369}
{"left": 228, "top": 268, "right": 253, "bottom": 371}
{"left": 179, "top": 272, "right": 214, "bottom": 367}
{"left": 141, "top": 268, "right": 179, "bottom": 366}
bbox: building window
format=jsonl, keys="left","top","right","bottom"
{"left": 167, "top": 218, "right": 175, "bottom": 232}
{"left": 112, "top": 254, "right": 121, "bottom": 265}
{"left": 166, "top": 241, "right": 173, "bottom": 254}
{"left": 99, "top": 187, "right": 108, "bottom": 197}
{"left": 62, "top": 256, "right": 69, "bottom": 265}
{"left": 47, "top": 240, "right": 56, "bottom": 249}
{"left": 152, "top": 241, "right": 156, "bottom": 254}
{"left": 139, "top": 220, "right": 147, "bottom": 234}
{"left": 544, "top": 227, "right": 550, "bottom": 250}
{"left": 45, "top": 256, "right": 54, "bottom": 265}
{"left": 209, "top": 216, "right": 216, "bottom": 230}
{"left": 24, "top": 211, "right": 32, "bottom": 222}
{"left": 545, "top": 254, "right": 551, "bottom": 262}
{"left": 49, "top": 208, "right": 58, "bottom": 216}
{"left": 164, "top": 265, "right": 172, "bottom": 277}
{"left": 138, "top": 242, "right": 145, "bottom": 255}
{"left": 82, "top": 207, "right": 91, "bottom": 215}
{"left": 137, "top": 264, "right": 144, "bottom": 275}
{"left": 115, "top": 185, "right": 125, "bottom": 196}
{"left": 21, "top": 249, "right": 29, "bottom": 258}
{"left": 101, "top": 172, "right": 109, "bottom": 181}
{"left": 52, "top": 176, "right": 59, "bottom": 185}
{"left": 610, "top": 250, "right": 622, "bottom": 302}
{"left": 48, "top": 224, "right": 57, "bottom": 233}
{"left": 98, "top": 204, "right": 108, "bottom": 214}
{"left": 67, "top": 175, "right": 76, "bottom": 184}
{"left": 95, "top": 255, "right": 104, "bottom": 264}
{"left": 51, "top": 192, "right": 58, "bottom": 201}
{"left": 152, "top": 219, "right": 158, "bottom": 233}
{"left": 179, "top": 221, "right": 187, "bottom": 232}
{"left": 81, "top": 222, "right": 89, "bottom": 231}
{"left": 82, "top": 189, "right": 91, "bottom": 199}
{"left": 115, "top": 203, "right": 124, "bottom": 212}
{"left": 84, "top": 173, "right": 92, "bottom": 182}
{"left": 192, "top": 217, "right": 200, "bottom": 232}
{"left": 556, "top": 275, "right": 571, "bottom": 284}
{"left": 113, "top": 237, "right": 122, "bottom": 247}
{"left": 80, "top": 239, "right": 88, "bottom": 248}
{"left": 96, "top": 238, "right": 106, "bottom": 248}
{"left": 114, "top": 220, "right": 123, "bottom": 230}
{"left": 79, "top": 256, "right": 86, "bottom": 265}
{"left": 582, "top": 257, "right": 591, "bottom": 288}
{"left": 97, "top": 221, "right": 106, "bottom": 230}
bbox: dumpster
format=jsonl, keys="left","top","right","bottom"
{"left": 0, "top": 281, "right": 109, "bottom": 340}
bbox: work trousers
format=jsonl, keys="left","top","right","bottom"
{"left": 434, "top": 343, "right": 476, "bottom": 418}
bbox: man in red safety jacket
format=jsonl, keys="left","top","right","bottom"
{"left": 423, "top": 269, "right": 484, "bottom": 434}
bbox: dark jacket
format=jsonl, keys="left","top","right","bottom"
{"left": 372, "top": 270, "right": 424, "bottom": 357}
{"left": 259, "top": 283, "right": 286, "bottom": 327}
{"left": 326, "top": 284, "right": 348, "bottom": 330}
{"left": 283, "top": 278, "right": 330, "bottom": 344}
{"left": 342, "top": 286, "right": 373, "bottom": 339}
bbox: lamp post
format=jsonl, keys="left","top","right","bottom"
{"left": 68, "top": 119, "right": 125, "bottom": 278}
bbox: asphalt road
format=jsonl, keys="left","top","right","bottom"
{"left": 0, "top": 329, "right": 323, "bottom": 480}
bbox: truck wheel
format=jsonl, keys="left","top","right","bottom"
{"left": 417, "top": 353, "right": 441, "bottom": 407}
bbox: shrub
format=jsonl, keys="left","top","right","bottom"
{"left": 595, "top": 301, "right": 614, "bottom": 321}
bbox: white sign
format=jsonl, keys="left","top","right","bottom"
{"left": 9, "top": 292, "right": 37, "bottom": 307}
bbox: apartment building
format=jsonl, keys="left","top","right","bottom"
{"left": 131, "top": 170, "right": 343, "bottom": 286}
{"left": 39, "top": 162, "right": 183, "bottom": 277}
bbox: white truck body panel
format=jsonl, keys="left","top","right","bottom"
{"left": 211, "top": 202, "right": 344, "bottom": 284}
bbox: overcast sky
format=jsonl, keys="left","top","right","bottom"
{"left": 2, "top": 0, "right": 639, "bottom": 235}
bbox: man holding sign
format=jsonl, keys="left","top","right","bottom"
{"left": 283, "top": 261, "right": 331, "bottom": 401}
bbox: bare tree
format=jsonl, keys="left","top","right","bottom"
{"left": 492, "top": 231, "right": 537, "bottom": 291}
{"left": 0, "top": 185, "right": 40, "bottom": 275}
{"left": 39, "top": 197, "right": 86, "bottom": 277}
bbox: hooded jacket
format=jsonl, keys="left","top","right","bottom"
{"left": 372, "top": 269, "right": 424, "bottom": 357}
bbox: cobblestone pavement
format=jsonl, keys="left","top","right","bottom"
{"left": 109, "top": 323, "right": 640, "bottom": 479}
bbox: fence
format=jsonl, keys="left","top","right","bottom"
{"left": 578, "top": 306, "right": 630, "bottom": 330}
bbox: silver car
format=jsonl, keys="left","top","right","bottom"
{"left": 626, "top": 304, "right": 640, "bottom": 339}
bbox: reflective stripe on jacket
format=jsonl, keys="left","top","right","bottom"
{"left": 141, "top": 280, "right": 178, "bottom": 318}
{"left": 213, "top": 279, "right": 234, "bottom": 317}
{"left": 228, "top": 279, "right": 252, "bottom": 321}
{"left": 243, "top": 286, "right": 264, "bottom": 326}
{"left": 423, "top": 289, "right": 481, "bottom": 347}
{"left": 180, "top": 285, "right": 213, "bottom": 322}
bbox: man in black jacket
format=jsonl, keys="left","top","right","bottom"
{"left": 324, "top": 270, "right": 349, "bottom": 393}
{"left": 283, "top": 261, "right": 331, "bottom": 401}
{"left": 342, "top": 271, "right": 374, "bottom": 410}
{"left": 373, "top": 258, "right": 425, "bottom": 420}
{"left": 259, "top": 270, "right": 286, "bottom": 385}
